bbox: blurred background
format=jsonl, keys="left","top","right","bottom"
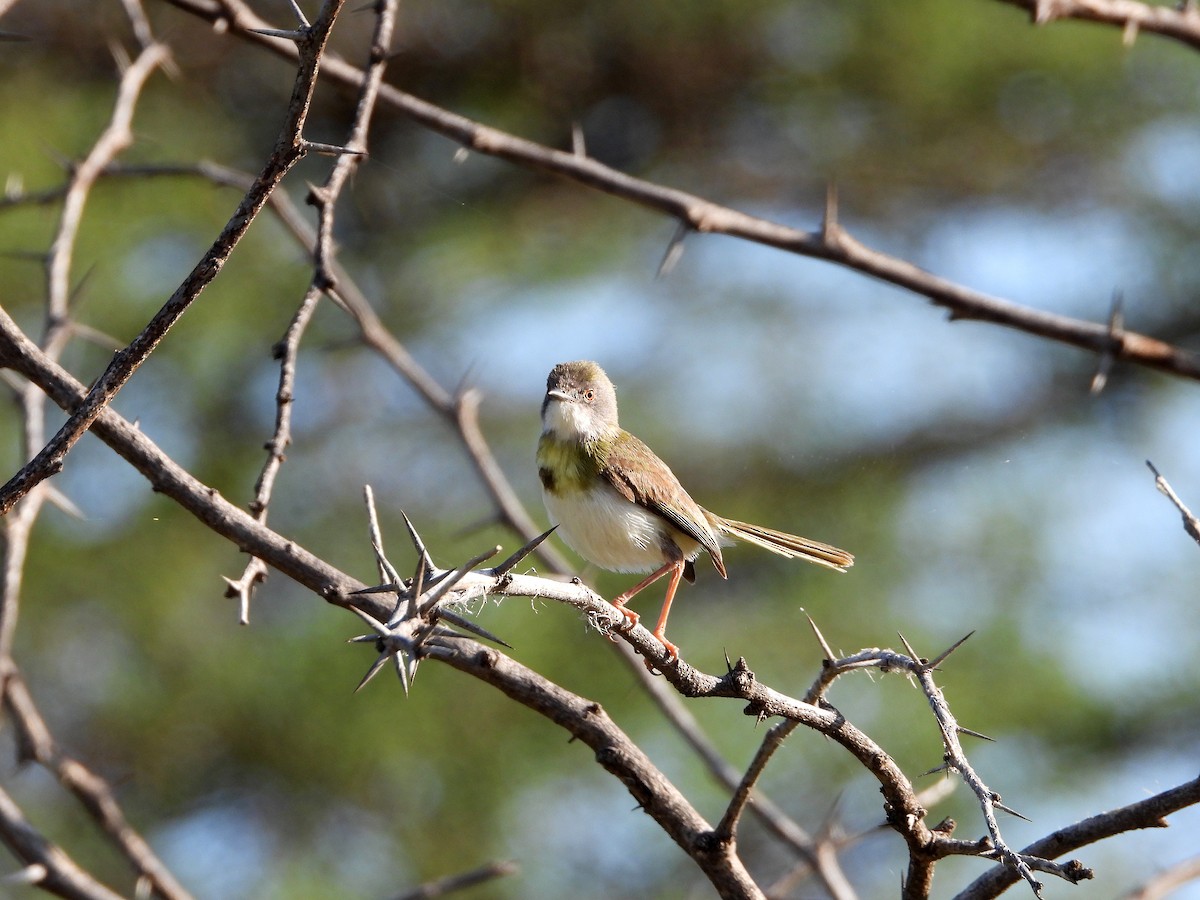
{"left": 1, "top": 0, "right": 1199, "bottom": 896}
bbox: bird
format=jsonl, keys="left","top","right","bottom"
{"left": 536, "top": 360, "right": 853, "bottom": 663}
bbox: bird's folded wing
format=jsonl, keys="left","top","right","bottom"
{"left": 598, "top": 431, "right": 725, "bottom": 568}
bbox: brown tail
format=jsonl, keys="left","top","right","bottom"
{"left": 706, "top": 513, "right": 853, "bottom": 573}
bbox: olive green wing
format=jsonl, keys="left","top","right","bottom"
{"left": 597, "top": 431, "right": 726, "bottom": 575}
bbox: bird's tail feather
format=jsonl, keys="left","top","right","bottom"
{"left": 707, "top": 514, "right": 853, "bottom": 573}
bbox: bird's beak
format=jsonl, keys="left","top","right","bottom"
{"left": 546, "top": 388, "right": 572, "bottom": 402}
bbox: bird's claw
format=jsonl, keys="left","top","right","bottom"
{"left": 610, "top": 603, "right": 640, "bottom": 633}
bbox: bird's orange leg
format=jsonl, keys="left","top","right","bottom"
{"left": 649, "top": 561, "right": 685, "bottom": 661}
{"left": 610, "top": 560, "right": 676, "bottom": 630}
{"left": 610, "top": 559, "right": 687, "bottom": 665}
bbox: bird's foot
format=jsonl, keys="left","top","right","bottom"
{"left": 609, "top": 601, "right": 640, "bottom": 635}
{"left": 641, "top": 629, "right": 679, "bottom": 674}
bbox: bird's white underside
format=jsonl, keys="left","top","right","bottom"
{"left": 542, "top": 480, "right": 702, "bottom": 574}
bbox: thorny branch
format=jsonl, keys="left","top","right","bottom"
{"left": 997, "top": 0, "right": 1200, "bottom": 51}
{"left": 0, "top": 0, "right": 348, "bottom": 516}
{"left": 956, "top": 775, "right": 1200, "bottom": 899}
{"left": 228, "top": 0, "right": 398, "bottom": 623}
{"left": 1146, "top": 460, "right": 1200, "bottom": 547}
{"left": 3, "top": 298, "right": 1200, "bottom": 894}
{"left": 0, "top": 5, "right": 195, "bottom": 898}
{"left": 0, "top": 784, "right": 125, "bottom": 900}
{"left": 0, "top": 1, "right": 360, "bottom": 896}
{"left": 349, "top": 512, "right": 1097, "bottom": 898}
{"left": 1, "top": 146, "right": 858, "bottom": 890}
{"left": 162, "top": 0, "right": 1200, "bottom": 385}
{"left": 1, "top": 664, "right": 191, "bottom": 900}
{"left": 1, "top": 0, "right": 1199, "bottom": 897}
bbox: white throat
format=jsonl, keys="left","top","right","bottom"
{"left": 542, "top": 397, "right": 603, "bottom": 441}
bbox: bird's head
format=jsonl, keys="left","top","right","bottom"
{"left": 541, "top": 360, "right": 620, "bottom": 441}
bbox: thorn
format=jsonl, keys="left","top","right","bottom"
{"left": 805, "top": 612, "right": 836, "bottom": 661}
{"left": 451, "top": 368, "right": 479, "bottom": 407}
{"left": 821, "top": 180, "right": 840, "bottom": 245}
{"left": 1090, "top": 290, "right": 1123, "bottom": 395}
{"left": 957, "top": 724, "right": 995, "bottom": 742}
{"left": 248, "top": 27, "right": 310, "bottom": 41}
{"left": 815, "top": 792, "right": 844, "bottom": 842}
{"left": 418, "top": 545, "right": 500, "bottom": 616}
{"left": 897, "top": 631, "right": 921, "bottom": 662}
{"left": 995, "top": 800, "right": 1032, "bottom": 822}
{"left": 4, "top": 863, "right": 47, "bottom": 885}
{"left": 301, "top": 140, "right": 367, "bottom": 157}
{"left": 346, "top": 603, "right": 388, "bottom": 637}
{"left": 389, "top": 557, "right": 423, "bottom": 626}
{"left": 352, "top": 583, "right": 402, "bottom": 595}
{"left": 436, "top": 608, "right": 513, "bottom": 648}
{"left": 286, "top": 0, "right": 311, "bottom": 27}
{"left": 919, "top": 762, "right": 952, "bottom": 778}
{"left": 1122, "top": 18, "right": 1139, "bottom": 46}
{"left": 393, "top": 650, "right": 412, "bottom": 696}
{"left": 656, "top": 220, "right": 689, "bottom": 278}
{"left": 490, "top": 526, "right": 557, "bottom": 576}
{"left": 928, "top": 631, "right": 975, "bottom": 669}
{"left": 571, "top": 122, "right": 586, "bottom": 157}
{"left": 399, "top": 510, "right": 436, "bottom": 574}
{"left": 354, "top": 654, "right": 390, "bottom": 693}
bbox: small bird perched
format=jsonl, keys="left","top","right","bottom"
{"left": 537, "top": 360, "right": 853, "bottom": 663}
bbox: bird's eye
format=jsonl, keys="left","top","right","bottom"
{"left": 583, "top": 389, "right": 595, "bottom": 402}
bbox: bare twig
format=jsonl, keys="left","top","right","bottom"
{"left": 1146, "top": 460, "right": 1200, "bottom": 546}
{"left": 0, "top": 0, "right": 349, "bottom": 515}
{"left": 1, "top": 664, "right": 192, "bottom": 900}
{"left": 44, "top": 41, "right": 169, "bottom": 335}
{"left": 0, "top": 783, "right": 125, "bottom": 900}
{"left": 388, "top": 860, "right": 519, "bottom": 900}
{"left": 994, "top": 0, "right": 1200, "bottom": 51}
{"left": 714, "top": 718, "right": 801, "bottom": 845}
{"left": 1121, "top": 854, "right": 1200, "bottom": 900}
{"left": 956, "top": 776, "right": 1200, "bottom": 899}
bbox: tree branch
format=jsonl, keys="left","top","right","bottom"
{"left": 956, "top": 776, "right": 1200, "bottom": 898}
{"left": 0, "top": 0, "right": 348, "bottom": 515}
{"left": 994, "top": 0, "right": 1200, "bottom": 51}
{"left": 1, "top": 664, "right": 192, "bottom": 900}
{"left": 0, "top": 784, "right": 125, "bottom": 900}
{"left": 160, "top": 0, "right": 1200, "bottom": 386}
